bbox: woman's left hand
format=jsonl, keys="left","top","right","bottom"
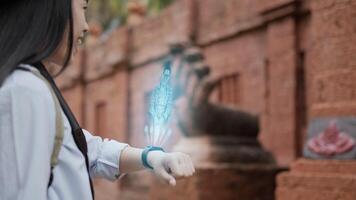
{"left": 147, "top": 151, "right": 195, "bottom": 186}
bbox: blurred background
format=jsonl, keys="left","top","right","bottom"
{"left": 56, "top": 0, "right": 356, "bottom": 199}
{"left": 86, "top": 0, "right": 175, "bottom": 28}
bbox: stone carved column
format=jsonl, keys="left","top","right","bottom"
{"left": 276, "top": 0, "right": 356, "bottom": 199}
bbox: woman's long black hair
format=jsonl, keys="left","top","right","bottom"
{"left": 0, "top": 0, "right": 74, "bottom": 86}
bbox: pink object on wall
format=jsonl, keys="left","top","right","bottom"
{"left": 307, "top": 121, "right": 355, "bottom": 157}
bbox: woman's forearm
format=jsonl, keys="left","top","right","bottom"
{"left": 119, "top": 146, "right": 145, "bottom": 173}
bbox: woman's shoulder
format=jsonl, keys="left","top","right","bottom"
{"left": 1, "top": 64, "right": 51, "bottom": 97}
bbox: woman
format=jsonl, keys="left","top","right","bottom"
{"left": 0, "top": 0, "right": 195, "bottom": 199}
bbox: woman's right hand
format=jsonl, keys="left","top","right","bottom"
{"left": 147, "top": 151, "right": 195, "bottom": 186}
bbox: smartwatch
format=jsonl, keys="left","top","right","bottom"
{"left": 141, "top": 145, "right": 165, "bottom": 169}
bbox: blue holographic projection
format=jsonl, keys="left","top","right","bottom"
{"left": 145, "top": 60, "right": 174, "bottom": 146}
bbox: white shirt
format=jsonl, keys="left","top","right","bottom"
{"left": 0, "top": 64, "right": 129, "bottom": 200}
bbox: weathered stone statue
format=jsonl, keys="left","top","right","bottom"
{"left": 170, "top": 44, "right": 275, "bottom": 165}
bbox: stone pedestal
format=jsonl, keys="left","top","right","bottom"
{"left": 172, "top": 136, "right": 276, "bottom": 165}
{"left": 277, "top": 159, "right": 356, "bottom": 200}
{"left": 150, "top": 136, "right": 282, "bottom": 200}
{"left": 150, "top": 163, "right": 281, "bottom": 200}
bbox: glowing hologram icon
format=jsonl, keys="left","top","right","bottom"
{"left": 145, "top": 60, "right": 174, "bottom": 146}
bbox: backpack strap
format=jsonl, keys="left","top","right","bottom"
{"left": 18, "top": 63, "right": 95, "bottom": 199}
{"left": 31, "top": 63, "right": 95, "bottom": 199}
{"left": 17, "top": 66, "right": 64, "bottom": 187}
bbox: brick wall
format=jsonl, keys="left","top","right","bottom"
{"left": 306, "top": 0, "right": 356, "bottom": 118}
{"left": 275, "top": 1, "right": 356, "bottom": 199}
{"left": 84, "top": 70, "right": 128, "bottom": 141}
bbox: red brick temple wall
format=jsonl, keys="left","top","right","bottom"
{"left": 55, "top": 0, "right": 356, "bottom": 199}
{"left": 275, "top": 0, "right": 356, "bottom": 199}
